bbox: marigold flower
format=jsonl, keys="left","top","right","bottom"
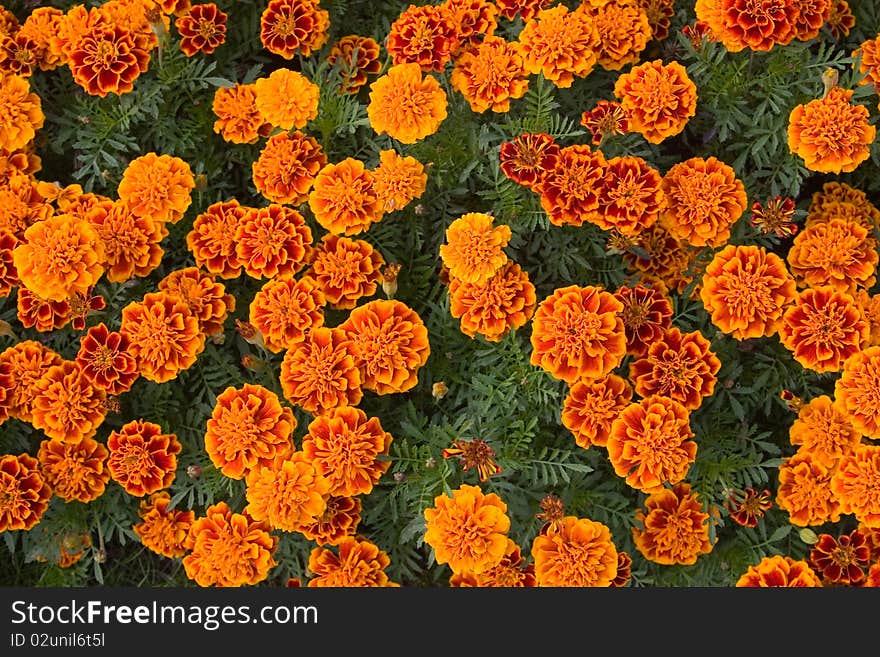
{"left": 0, "top": 340, "right": 61, "bottom": 423}
{"left": 186, "top": 199, "right": 247, "bottom": 279}
{"left": 561, "top": 373, "right": 633, "bottom": 450}
{"left": 531, "top": 515, "right": 618, "bottom": 587}
{"left": 726, "top": 487, "right": 773, "bottom": 528}
{"left": 205, "top": 383, "right": 296, "bottom": 480}
{"left": 449, "top": 260, "right": 536, "bottom": 342}
{"left": 536, "top": 144, "right": 607, "bottom": 227}
{"left": 518, "top": 5, "right": 599, "bottom": 88}
{"left": 786, "top": 218, "right": 878, "bottom": 293}
{"left": 244, "top": 452, "right": 330, "bottom": 532}
{"left": 37, "top": 437, "right": 109, "bottom": 504}
{"left": 175, "top": 3, "right": 227, "bottom": 56}
{"left": 0, "top": 147, "right": 41, "bottom": 187}
{"left": 338, "top": 299, "right": 431, "bottom": 395}
{"left": 132, "top": 491, "right": 194, "bottom": 558}
{"left": 254, "top": 68, "right": 319, "bottom": 131}
{"left": 451, "top": 538, "right": 536, "bottom": 587}
{"left": 789, "top": 394, "right": 861, "bottom": 468}
{"left": 120, "top": 290, "right": 206, "bottom": 384}
{"left": 594, "top": 155, "right": 665, "bottom": 236}
{"left": 0, "top": 174, "right": 50, "bottom": 241}
{"left": 424, "top": 483, "right": 511, "bottom": 575}
{"left": 211, "top": 83, "right": 271, "bottom": 145}
{"left": 371, "top": 149, "right": 428, "bottom": 214}
{"left": 442, "top": 437, "right": 502, "bottom": 482}
{"left": 326, "top": 35, "right": 382, "bottom": 94}
{"left": 635, "top": 0, "right": 675, "bottom": 41}
{"left": 280, "top": 326, "right": 363, "bottom": 414}
{"left": 776, "top": 450, "right": 842, "bottom": 526}
{"left": 530, "top": 284, "right": 626, "bottom": 384}
{"left": 85, "top": 199, "right": 163, "bottom": 283}
{"left": 0, "top": 453, "right": 51, "bottom": 532}
{"left": 588, "top": 0, "right": 652, "bottom": 71}
{"left": 16, "top": 288, "right": 71, "bottom": 333}
{"left": 439, "top": 212, "right": 510, "bottom": 285}
{"left": 788, "top": 85, "right": 875, "bottom": 174}
{"left": 297, "top": 495, "right": 362, "bottom": 546}
{"left": 17, "top": 7, "right": 65, "bottom": 71}
{"left": 0, "top": 72, "right": 43, "bottom": 154}
{"left": 107, "top": 419, "right": 181, "bottom": 497}
{"left": 259, "top": 0, "right": 329, "bottom": 59}
{"left": 443, "top": 0, "right": 498, "bottom": 56}
{"left": 450, "top": 35, "right": 528, "bottom": 114}
{"left": 30, "top": 360, "right": 106, "bottom": 443}
{"left": 494, "top": 0, "right": 552, "bottom": 22}
{"left": 632, "top": 482, "right": 715, "bottom": 565}
{"left": 580, "top": 100, "right": 629, "bottom": 147}
{"left": 234, "top": 204, "right": 313, "bottom": 280}
{"left": 751, "top": 196, "right": 799, "bottom": 238}
{"left": 118, "top": 152, "right": 194, "bottom": 225}
{"left": 855, "top": 288, "right": 880, "bottom": 347}
{"left": 249, "top": 275, "right": 325, "bottom": 353}
{"left": 0, "top": 33, "right": 40, "bottom": 78}
{"left": 807, "top": 181, "right": 880, "bottom": 231}
{"left": 183, "top": 501, "right": 278, "bottom": 587}
{"left": 367, "top": 62, "right": 448, "bottom": 144}
{"left": 810, "top": 530, "right": 871, "bottom": 585}
{"left": 613, "top": 59, "right": 696, "bottom": 144}
{"left": 0, "top": 230, "right": 17, "bottom": 297}
{"left": 305, "top": 234, "right": 384, "bottom": 311}
{"left": 736, "top": 554, "right": 823, "bottom": 587}
{"left": 252, "top": 131, "right": 326, "bottom": 206}
{"left": 831, "top": 445, "right": 880, "bottom": 528}
{"left": 387, "top": 3, "right": 457, "bottom": 72}
{"left": 68, "top": 22, "right": 150, "bottom": 97}
{"left": 790, "top": 0, "right": 833, "bottom": 41}
{"left": 309, "top": 158, "right": 383, "bottom": 236}
{"left": 613, "top": 284, "right": 673, "bottom": 358}
{"left": 158, "top": 266, "right": 235, "bottom": 338}
{"left": 75, "top": 322, "right": 140, "bottom": 396}
{"left": 307, "top": 536, "right": 398, "bottom": 587}
{"left": 498, "top": 132, "right": 559, "bottom": 190}
{"left": 826, "top": 0, "right": 854, "bottom": 39}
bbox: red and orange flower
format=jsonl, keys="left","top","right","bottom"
{"left": 259, "top": 0, "right": 329, "bottom": 59}
{"left": 736, "top": 555, "right": 823, "bottom": 587}
{"left": 307, "top": 537, "right": 398, "bottom": 587}
{"left": 234, "top": 204, "right": 313, "bottom": 280}
{"left": 632, "top": 482, "right": 716, "bottom": 565}
{"left": 308, "top": 158, "right": 384, "bottom": 236}
{"left": 0, "top": 453, "right": 51, "bottom": 532}
{"left": 186, "top": 199, "right": 247, "bottom": 279}
{"left": 249, "top": 275, "right": 325, "bottom": 353}
{"left": 133, "top": 491, "right": 195, "bottom": 559}
{"left": 252, "top": 131, "right": 326, "bottom": 206}
{"left": 561, "top": 373, "right": 633, "bottom": 450}
{"left": 75, "top": 322, "right": 140, "bottom": 396}
{"left": 106, "top": 419, "right": 181, "bottom": 497}
{"left": 176, "top": 3, "right": 227, "bottom": 56}
{"left": 38, "top": 437, "right": 109, "bottom": 504}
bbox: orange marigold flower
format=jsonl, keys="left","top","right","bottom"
{"left": 613, "top": 59, "right": 697, "bottom": 144}
{"left": 0, "top": 72, "right": 43, "bottom": 152}
{"left": 0, "top": 33, "right": 40, "bottom": 77}
{"left": 252, "top": 131, "right": 326, "bottom": 206}
{"left": 107, "top": 419, "right": 181, "bottom": 497}
{"left": 778, "top": 286, "right": 868, "bottom": 374}
{"left": 308, "top": 158, "right": 383, "bottom": 236}
{"left": 120, "top": 290, "right": 206, "bottom": 384}
{"left": 211, "top": 83, "right": 272, "bottom": 145}
{"left": 371, "top": 149, "right": 428, "bottom": 214}
{"left": 531, "top": 515, "right": 618, "bottom": 587}
{"left": 0, "top": 453, "right": 51, "bottom": 532}
{"left": 751, "top": 195, "right": 799, "bottom": 238}
{"left": 17, "top": 7, "right": 65, "bottom": 71}
{"left": 451, "top": 537, "right": 536, "bottom": 587}
{"left": 867, "top": 563, "right": 880, "bottom": 587}
{"left": 855, "top": 34, "right": 880, "bottom": 91}
{"left": 307, "top": 234, "right": 384, "bottom": 310}
{"left": 810, "top": 529, "right": 871, "bottom": 585}
{"left": 0, "top": 146, "right": 41, "bottom": 186}
{"left": 494, "top": 0, "right": 552, "bottom": 22}
{"left": 133, "top": 491, "right": 194, "bottom": 559}
{"left": 118, "top": 152, "right": 194, "bottom": 224}
{"left": 831, "top": 445, "right": 880, "bottom": 528}
{"left": 338, "top": 299, "right": 431, "bottom": 395}
{"left": 186, "top": 199, "right": 246, "bottom": 279}
{"left": 580, "top": 100, "right": 630, "bottom": 147}
{"left": 424, "top": 483, "right": 511, "bottom": 575}
{"left": 726, "top": 487, "right": 773, "bottom": 528}
{"left": 807, "top": 181, "right": 880, "bottom": 231}
{"left": 86, "top": 199, "right": 164, "bottom": 283}
{"left": 703, "top": 0, "right": 796, "bottom": 52}
{"left": 183, "top": 501, "right": 278, "bottom": 587}
{"left": 594, "top": 155, "right": 666, "bottom": 236}
{"left": 75, "top": 322, "right": 140, "bottom": 396}
{"left": 205, "top": 383, "right": 295, "bottom": 480}
{"left": 280, "top": 326, "right": 363, "bottom": 414}
{"left": 636, "top": 0, "right": 676, "bottom": 41}
{"left": 442, "top": 0, "right": 498, "bottom": 57}
{"left": 498, "top": 132, "right": 559, "bottom": 190}
{"left": 788, "top": 85, "right": 875, "bottom": 174}
{"left": 632, "top": 482, "right": 715, "bottom": 565}
{"left": 259, "top": 0, "right": 329, "bottom": 59}
{"left": 37, "top": 436, "right": 109, "bottom": 503}
{"left": 776, "top": 450, "right": 842, "bottom": 526}
{"left": 326, "top": 35, "right": 382, "bottom": 94}
{"left": 297, "top": 495, "right": 362, "bottom": 546}
{"left": 175, "top": 3, "right": 227, "bottom": 56}
{"left": 160, "top": 0, "right": 193, "bottom": 15}
{"left": 614, "top": 283, "right": 673, "bottom": 358}
{"left": 245, "top": 452, "right": 331, "bottom": 532}
{"left": 254, "top": 67, "right": 319, "bottom": 131}
{"left": 518, "top": 4, "right": 598, "bottom": 88}
{"left": 789, "top": 394, "right": 861, "bottom": 468}
{"left": 158, "top": 266, "right": 235, "bottom": 337}
{"left": 0, "top": 174, "right": 51, "bottom": 241}
{"left": 386, "top": 3, "right": 457, "bottom": 72}
{"left": 30, "top": 360, "right": 107, "bottom": 443}
{"left": 13, "top": 213, "right": 104, "bottom": 302}
{"left": 855, "top": 288, "right": 880, "bottom": 347}
{"left": 588, "top": 0, "right": 652, "bottom": 71}
{"left": 307, "top": 536, "right": 398, "bottom": 587}
{"left": 699, "top": 244, "right": 798, "bottom": 340}
{"left": 450, "top": 35, "right": 528, "bottom": 113}
{"left": 367, "top": 62, "right": 448, "bottom": 144}
{"left": 68, "top": 22, "right": 150, "bottom": 97}
{"left": 562, "top": 373, "right": 633, "bottom": 450}
{"left": 736, "top": 554, "right": 823, "bottom": 587}
{"left": 659, "top": 155, "right": 748, "bottom": 247}
{"left": 786, "top": 218, "right": 878, "bottom": 293}
{"left": 442, "top": 438, "right": 502, "bottom": 482}
{"left": 628, "top": 326, "right": 721, "bottom": 410}
{"left": 826, "top": 0, "right": 854, "bottom": 39}
{"left": 0, "top": 229, "right": 19, "bottom": 297}
{"left": 536, "top": 144, "right": 607, "bottom": 227}
{"left": 249, "top": 275, "right": 325, "bottom": 353}
{"left": 0, "top": 340, "right": 61, "bottom": 423}
{"left": 790, "top": 0, "right": 832, "bottom": 41}
{"left": 16, "top": 288, "right": 71, "bottom": 333}
{"left": 234, "top": 204, "right": 313, "bottom": 280}
{"left": 302, "top": 405, "right": 393, "bottom": 497}
{"left": 530, "top": 284, "right": 626, "bottom": 384}
{"left": 448, "top": 260, "right": 536, "bottom": 342}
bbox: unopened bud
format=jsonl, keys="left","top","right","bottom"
{"left": 432, "top": 382, "right": 448, "bottom": 399}
{"left": 187, "top": 465, "right": 202, "bottom": 479}
{"left": 393, "top": 471, "right": 406, "bottom": 483}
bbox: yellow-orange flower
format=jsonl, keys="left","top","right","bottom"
{"left": 495, "top": 0, "right": 552, "bottom": 22}
{"left": 158, "top": 266, "right": 235, "bottom": 337}
{"left": 517, "top": 5, "right": 599, "bottom": 88}
{"left": 387, "top": 3, "right": 457, "bottom": 72}
{"left": 68, "top": 22, "right": 150, "bottom": 97}
{"left": 252, "top": 131, "right": 327, "bottom": 206}
{"left": 16, "top": 7, "right": 65, "bottom": 71}
{"left": 307, "top": 537, "right": 398, "bottom": 587}
{"left": 211, "top": 83, "right": 271, "bottom": 145}
{"left": 831, "top": 445, "right": 880, "bottom": 527}
{"left": 834, "top": 346, "right": 880, "bottom": 439}
{"left": 588, "top": 0, "right": 652, "bottom": 71}
{"left": 530, "top": 515, "right": 618, "bottom": 587}
{"left": 632, "top": 482, "right": 715, "bottom": 565}
{"left": 370, "top": 150, "right": 427, "bottom": 216}
{"left": 789, "top": 395, "right": 861, "bottom": 468}
{"left": 175, "top": 2, "right": 227, "bottom": 56}
{"left": 854, "top": 33, "right": 880, "bottom": 91}
{"left": 107, "top": 419, "right": 181, "bottom": 497}
{"left": 855, "top": 288, "right": 880, "bottom": 347}
{"left": 790, "top": 0, "right": 833, "bottom": 42}
{"left": 30, "top": 360, "right": 107, "bottom": 443}
{"left": 423, "top": 483, "right": 511, "bottom": 575}
{"left": 594, "top": 155, "right": 666, "bottom": 236}
{"left": 776, "top": 450, "right": 842, "bottom": 526}
{"left": 442, "top": 0, "right": 498, "bottom": 57}
{"left": 536, "top": 144, "right": 607, "bottom": 227}
{"left": 254, "top": 67, "right": 320, "bottom": 131}
{"left": 786, "top": 218, "right": 878, "bottom": 293}
{"left": 0, "top": 340, "right": 61, "bottom": 423}
{"left": 86, "top": 199, "right": 164, "bottom": 284}
{"left": 325, "top": 34, "right": 382, "bottom": 94}
{"left": 0, "top": 72, "right": 43, "bottom": 153}
{"left": 0, "top": 174, "right": 51, "bottom": 240}
{"left": 205, "top": 383, "right": 296, "bottom": 480}
{"left": 75, "top": 322, "right": 140, "bottom": 396}
{"left": 259, "top": 0, "right": 329, "bottom": 59}
{"left": 132, "top": 491, "right": 195, "bottom": 559}
{"left": 308, "top": 158, "right": 383, "bottom": 236}
{"left": 450, "top": 35, "right": 528, "bottom": 113}
{"left": 562, "top": 373, "right": 633, "bottom": 450}
{"left": 307, "top": 234, "right": 383, "bottom": 310}
{"left": 38, "top": 436, "right": 109, "bottom": 503}
{"left": 234, "top": 204, "right": 313, "bottom": 280}
{"left": 449, "top": 260, "right": 536, "bottom": 342}
{"left": 186, "top": 199, "right": 247, "bottom": 279}
{"left": 118, "top": 152, "right": 195, "bottom": 224}
{"left": 0, "top": 229, "right": 18, "bottom": 298}
{"left": 439, "top": 212, "right": 510, "bottom": 285}
{"left": 450, "top": 537, "right": 535, "bottom": 587}
{"left": 0, "top": 453, "right": 51, "bottom": 532}
{"left": 367, "top": 62, "right": 448, "bottom": 144}
{"left": 249, "top": 275, "right": 325, "bottom": 353}
{"left": 245, "top": 452, "right": 331, "bottom": 532}
{"left": 297, "top": 495, "right": 362, "bottom": 546}
{"left": 736, "top": 554, "right": 823, "bottom": 587}
{"left": 807, "top": 181, "right": 880, "bottom": 231}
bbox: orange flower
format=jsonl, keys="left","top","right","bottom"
{"left": 68, "top": 22, "right": 150, "bottom": 97}
{"left": 259, "top": 0, "right": 329, "bottom": 59}
{"left": 107, "top": 419, "right": 181, "bottom": 497}
{"left": 786, "top": 218, "right": 878, "bottom": 293}
{"left": 254, "top": 68, "right": 319, "bottom": 131}
{"left": 16, "top": 288, "right": 71, "bottom": 333}
{"left": 37, "top": 437, "right": 109, "bottom": 503}
{"left": 713, "top": 0, "right": 799, "bottom": 51}
{"left": 736, "top": 555, "right": 823, "bottom": 587}
{"left": 726, "top": 487, "right": 773, "bottom": 528}
{"left": 776, "top": 450, "right": 842, "bottom": 526}
{"left": 562, "top": 373, "right": 633, "bottom": 450}
{"left": 325, "top": 35, "right": 382, "bottom": 94}
{"left": 699, "top": 244, "right": 798, "bottom": 340}
{"left": 826, "top": 0, "right": 855, "bottom": 39}
{"left": 449, "top": 260, "right": 536, "bottom": 342}
{"left": 211, "top": 83, "right": 271, "bottom": 145}
{"left": 632, "top": 482, "right": 715, "bottom": 565}
{"left": 175, "top": 3, "right": 227, "bottom": 56}
{"left": 280, "top": 326, "right": 363, "bottom": 414}
{"left": 370, "top": 149, "right": 427, "bottom": 214}
{"left": 530, "top": 284, "right": 626, "bottom": 384}
{"left": 244, "top": 452, "right": 331, "bottom": 532}
{"left": 778, "top": 286, "right": 868, "bottom": 373}
{"left": 0, "top": 174, "right": 51, "bottom": 241}
{"left": 302, "top": 406, "right": 392, "bottom": 497}
{"left": 17, "top": 7, "right": 65, "bottom": 71}
{"left": 249, "top": 275, "right": 325, "bottom": 353}
{"left": 628, "top": 326, "right": 721, "bottom": 410}
{"left": 205, "top": 383, "right": 295, "bottom": 480}
{"left": 580, "top": 100, "right": 630, "bottom": 147}
{"left": 789, "top": 395, "right": 861, "bottom": 468}
{"left": 807, "top": 181, "right": 880, "bottom": 231}
{"left": 809, "top": 529, "right": 870, "bottom": 585}
{"left": 120, "top": 290, "right": 206, "bottom": 384}
{"left": 386, "top": 3, "right": 457, "bottom": 72}
{"left": 118, "top": 152, "right": 195, "bottom": 224}
{"left": 855, "top": 288, "right": 880, "bottom": 347}
{"left": 367, "top": 62, "right": 448, "bottom": 144}
{"left": 186, "top": 199, "right": 247, "bottom": 279}
{"left": 337, "top": 299, "right": 431, "bottom": 395}
{"left": 307, "top": 537, "right": 398, "bottom": 587}
{"left": 614, "top": 284, "right": 673, "bottom": 358}
{"left": 517, "top": 5, "right": 599, "bottom": 88}
{"left": 423, "top": 483, "right": 511, "bottom": 575}
{"left": 133, "top": 491, "right": 195, "bottom": 559}
{"left": 0, "top": 453, "right": 51, "bottom": 532}
{"left": 75, "top": 322, "right": 140, "bottom": 396}
{"left": 0, "top": 230, "right": 17, "bottom": 297}
{"left": 439, "top": 212, "right": 510, "bottom": 285}
{"left": 450, "top": 35, "right": 528, "bottom": 113}
{"left": 498, "top": 132, "right": 559, "bottom": 190}
{"left": 252, "top": 131, "right": 327, "bottom": 205}
{"left": 531, "top": 515, "right": 618, "bottom": 587}
{"left": 306, "top": 234, "right": 384, "bottom": 310}
{"left": 594, "top": 155, "right": 666, "bottom": 235}
{"left": 183, "top": 501, "right": 278, "bottom": 587}
{"left": 636, "top": 0, "right": 676, "bottom": 41}
{"left": 86, "top": 199, "right": 164, "bottom": 283}
{"left": 298, "top": 495, "right": 362, "bottom": 546}
{"left": 494, "top": 0, "right": 552, "bottom": 22}
{"left": 831, "top": 445, "right": 880, "bottom": 528}
{"left": 442, "top": 0, "right": 498, "bottom": 57}
{"left": 867, "top": 563, "right": 880, "bottom": 587}
{"left": 750, "top": 195, "right": 799, "bottom": 238}
{"left": 536, "top": 144, "right": 607, "bottom": 227}
{"left": 588, "top": 0, "right": 652, "bottom": 71}
{"left": 442, "top": 438, "right": 502, "bottom": 482}
{"left": 0, "top": 73, "right": 43, "bottom": 153}
{"left": 234, "top": 204, "right": 313, "bottom": 280}
{"left": 0, "top": 33, "right": 40, "bottom": 78}
{"left": 0, "top": 147, "right": 41, "bottom": 187}
{"left": 0, "top": 340, "right": 61, "bottom": 423}
{"left": 308, "top": 158, "right": 383, "bottom": 236}
{"left": 30, "top": 360, "right": 107, "bottom": 443}
{"left": 13, "top": 213, "right": 104, "bottom": 302}
{"left": 450, "top": 537, "right": 535, "bottom": 587}
{"left": 790, "top": 0, "right": 833, "bottom": 41}
{"left": 788, "top": 85, "right": 875, "bottom": 174}
{"left": 158, "top": 266, "right": 235, "bottom": 337}
{"left": 613, "top": 59, "right": 697, "bottom": 144}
